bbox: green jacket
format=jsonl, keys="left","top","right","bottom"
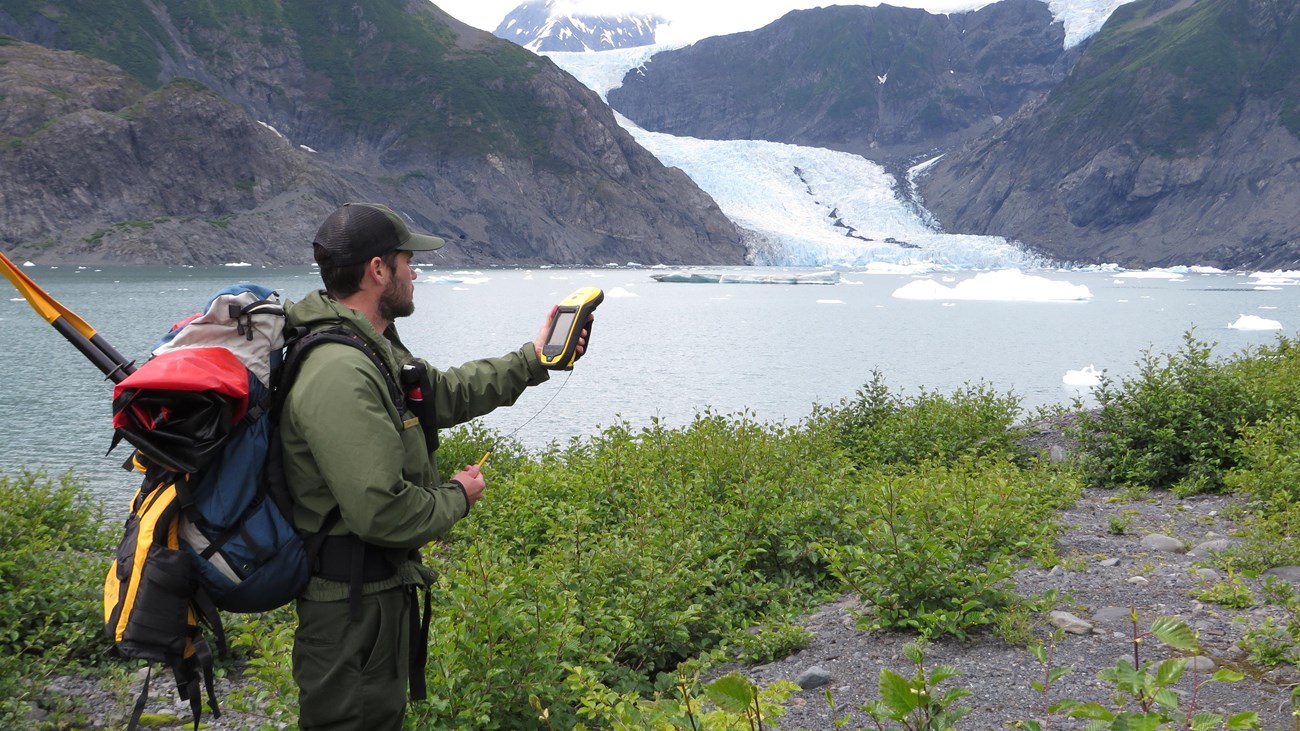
{"left": 280, "top": 289, "right": 548, "bottom": 601}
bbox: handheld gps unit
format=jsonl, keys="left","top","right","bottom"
{"left": 539, "top": 287, "right": 603, "bottom": 370}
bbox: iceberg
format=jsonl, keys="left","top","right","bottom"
{"left": 1229, "top": 314, "right": 1283, "bottom": 331}
{"left": 893, "top": 270, "right": 1093, "bottom": 302}
{"left": 1062, "top": 365, "right": 1103, "bottom": 387}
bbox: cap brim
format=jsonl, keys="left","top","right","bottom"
{"left": 398, "top": 231, "right": 445, "bottom": 252}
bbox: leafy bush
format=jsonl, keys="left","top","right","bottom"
{"left": 819, "top": 372, "right": 1026, "bottom": 468}
{"left": 411, "top": 412, "right": 855, "bottom": 729}
{"left": 1223, "top": 414, "right": 1300, "bottom": 571}
{"left": 0, "top": 469, "right": 114, "bottom": 728}
{"left": 1077, "top": 332, "right": 1265, "bottom": 494}
{"left": 818, "top": 460, "right": 1078, "bottom": 638}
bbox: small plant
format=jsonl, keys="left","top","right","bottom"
{"left": 1233, "top": 578, "right": 1300, "bottom": 669}
{"left": 1023, "top": 613, "right": 1260, "bottom": 730}
{"left": 1235, "top": 615, "right": 1299, "bottom": 668}
{"left": 857, "top": 642, "right": 972, "bottom": 731}
{"left": 1107, "top": 510, "right": 1140, "bottom": 535}
{"left": 728, "top": 621, "right": 814, "bottom": 666}
{"left": 1191, "top": 565, "right": 1257, "bottom": 609}
{"left": 562, "top": 666, "right": 797, "bottom": 730}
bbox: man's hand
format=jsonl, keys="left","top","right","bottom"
{"left": 532, "top": 304, "right": 593, "bottom": 361}
{"left": 453, "top": 463, "right": 485, "bottom": 505}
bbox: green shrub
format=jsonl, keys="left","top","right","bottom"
{"left": 818, "top": 460, "right": 1079, "bottom": 638}
{"left": 411, "top": 412, "right": 855, "bottom": 728}
{"left": 1223, "top": 414, "right": 1300, "bottom": 571}
{"left": 819, "top": 371, "right": 1026, "bottom": 468}
{"left": 0, "top": 469, "right": 114, "bottom": 728}
{"left": 1077, "top": 332, "right": 1264, "bottom": 494}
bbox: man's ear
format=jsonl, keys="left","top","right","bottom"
{"left": 364, "top": 255, "right": 388, "bottom": 286}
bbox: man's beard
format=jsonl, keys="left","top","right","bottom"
{"left": 378, "top": 277, "right": 415, "bottom": 321}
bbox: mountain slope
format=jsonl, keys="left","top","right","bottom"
{"left": 495, "top": 0, "right": 663, "bottom": 52}
{"left": 0, "top": 0, "right": 743, "bottom": 265}
{"left": 918, "top": 0, "right": 1300, "bottom": 268}
{"left": 606, "top": 0, "right": 1075, "bottom": 166}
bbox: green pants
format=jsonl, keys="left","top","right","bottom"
{"left": 294, "top": 587, "right": 410, "bottom": 731}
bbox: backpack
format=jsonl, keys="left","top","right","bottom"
{"left": 102, "top": 282, "right": 412, "bottom": 731}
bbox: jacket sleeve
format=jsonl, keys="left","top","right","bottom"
{"left": 426, "top": 342, "right": 550, "bottom": 429}
{"left": 284, "top": 343, "right": 467, "bottom": 548}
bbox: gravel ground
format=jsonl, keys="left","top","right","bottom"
{"left": 746, "top": 487, "right": 1300, "bottom": 731}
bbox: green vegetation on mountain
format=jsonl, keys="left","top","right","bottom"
{"left": 1052, "top": 0, "right": 1300, "bottom": 155}
{"left": 4, "top": 0, "right": 557, "bottom": 159}
{"left": 1, "top": 0, "right": 173, "bottom": 83}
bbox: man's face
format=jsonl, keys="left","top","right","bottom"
{"left": 378, "top": 251, "right": 416, "bottom": 321}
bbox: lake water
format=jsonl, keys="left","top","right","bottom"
{"left": 2, "top": 264, "right": 1297, "bottom": 501}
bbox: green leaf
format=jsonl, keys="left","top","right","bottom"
{"left": 1154, "top": 687, "right": 1180, "bottom": 710}
{"left": 878, "top": 668, "right": 919, "bottom": 714}
{"left": 1190, "top": 711, "right": 1223, "bottom": 731}
{"left": 1151, "top": 617, "right": 1198, "bottom": 651}
{"left": 1225, "top": 711, "right": 1260, "bottom": 729}
{"left": 1048, "top": 666, "right": 1073, "bottom": 683}
{"left": 1211, "top": 668, "right": 1245, "bottom": 682}
{"left": 928, "top": 664, "right": 961, "bottom": 685}
{"left": 703, "top": 672, "right": 756, "bottom": 714}
{"left": 1113, "top": 713, "right": 1162, "bottom": 731}
{"left": 1155, "top": 657, "right": 1186, "bottom": 685}
{"left": 1067, "top": 702, "right": 1116, "bottom": 721}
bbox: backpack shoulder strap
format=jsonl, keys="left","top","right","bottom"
{"left": 275, "top": 326, "right": 404, "bottom": 416}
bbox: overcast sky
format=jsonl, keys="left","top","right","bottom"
{"left": 433, "top": 0, "right": 990, "bottom": 43}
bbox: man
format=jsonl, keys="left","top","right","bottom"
{"left": 279, "top": 202, "right": 580, "bottom": 730}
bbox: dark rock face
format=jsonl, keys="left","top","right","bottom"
{"left": 0, "top": 2, "right": 744, "bottom": 266}
{"left": 917, "top": 0, "right": 1300, "bottom": 269}
{"left": 494, "top": 0, "right": 663, "bottom": 52}
{"left": 606, "top": 0, "right": 1074, "bottom": 166}
{"left": 0, "top": 42, "right": 343, "bottom": 264}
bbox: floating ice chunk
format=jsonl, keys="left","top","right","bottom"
{"left": 423, "top": 274, "right": 490, "bottom": 285}
{"left": 1063, "top": 365, "right": 1103, "bottom": 387}
{"left": 224, "top": 262, "right": 252, "bottom": 267}
{"left": 22, "top": 261, "right": 34, "bottom": 267}
{"left": 1250, "top": 270, "right": 1300, "bottom": 287}
{"left": 652, "top": 271, "right": 718, "bottom": 283}
{"left": 605, "top": 286, "right": 637, "bottom": 298}
{"left": 892, "top": 270, "right": 1092, "bottom": 302}
{"left": 1114, "top": 270, "right": 1185, "bottom": 280}
{"left": 1229, "top": 314, "right": 1282, "bottom": 330}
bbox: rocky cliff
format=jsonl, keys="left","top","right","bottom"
{"left": 606, "top": 0, "right": 1075, "bottom": 167}
{"left": 0, "top": 1, "right": 744, "bottom": 266}
{"left": 917, "top": 0, "right": 1300, "bottom": 269}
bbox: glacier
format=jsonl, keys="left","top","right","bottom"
{"left": 549, "top": 46, "right": 1049, "bottom": 270}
